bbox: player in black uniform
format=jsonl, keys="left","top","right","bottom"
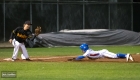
{"left": 9, "top": 20, "right": 35, "bottom": 61}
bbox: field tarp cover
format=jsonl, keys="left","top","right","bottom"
{"left": 26, "top": 29, "right": 140, "bottom": 47}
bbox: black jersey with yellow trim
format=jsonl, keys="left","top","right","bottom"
{"left": 10, "top": 27, "right": 33, "bottom": 43}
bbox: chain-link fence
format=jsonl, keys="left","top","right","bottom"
{"left": 0, "top": 0, "right": 134, "bottom": 41}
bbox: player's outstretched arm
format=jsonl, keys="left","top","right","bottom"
{"left": 68, "top": 55, "right": 85, "bottom": 61}
{"left": 75, "top": 55, "right": 85, "bottom": 60}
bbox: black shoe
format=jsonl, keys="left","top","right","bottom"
{"left": 26, "top": 58, "right": 31, "bottom": 61}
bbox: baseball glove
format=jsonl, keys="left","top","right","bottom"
{"left": 35, "top": 26, "right": 41, "bottom": 36}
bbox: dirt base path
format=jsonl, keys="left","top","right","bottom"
{"left": 1, "top": 54, "right": 140, "bottom": 63}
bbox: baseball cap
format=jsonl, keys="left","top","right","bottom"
{"left": 24, "top": 20, "right": 32, "bottom": 25}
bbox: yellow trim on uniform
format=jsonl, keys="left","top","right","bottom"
{"left": 17, "top": 33, "right": 27, "bottom": 39}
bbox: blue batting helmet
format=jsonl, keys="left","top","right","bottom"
{"left": 80, "top": 43, "right": 89, "bottom": 52}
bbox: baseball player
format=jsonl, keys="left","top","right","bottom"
{"left": 9, "top": 20, "right": 35, "bottom": 61}
{"left": 71, "top": 43, "right": 134, "bottom": 62}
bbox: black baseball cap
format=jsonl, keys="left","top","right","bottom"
{"left": 24, "top": 20, "right": 32, "bottom": 25}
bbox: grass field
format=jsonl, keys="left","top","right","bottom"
{"left": 0, "top": 45, "right": 140, "bottom": 80}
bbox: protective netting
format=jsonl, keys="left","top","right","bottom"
{"left": 0, "top": 1, "right": 133, "bottom": 41}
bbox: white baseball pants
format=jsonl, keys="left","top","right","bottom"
{"left": 99, "top": 49, "right": 118, "bottom": 58}
{"left": 12, "top": 39, "right": 29, "bottom": 59}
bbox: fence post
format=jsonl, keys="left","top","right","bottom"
{"left": 131, "top": 0, "right": 133, "bottom": 31}
{"left": 57, "top": 0, "right": 59, "bottom": 32}
{"left": 30, "top": 0, "right": 32, "bottom": 32}
{"left": 83, "top": 0, "right": 85, "bottom": 29}
{"left": 3, "top": 0, "right": 5, "bottom": 41}
{"left": 108, "top": 1, "right": 110, "bottom": 29}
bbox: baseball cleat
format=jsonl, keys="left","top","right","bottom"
{"left": 129, "top": 55, "right": 134, "bottom": 61}
{"left": 126, "top": 54, "right": 130, "bottom": 62}
{"left": 11, "top": 58, "right": 15, "bottom": 61}
{"left": 23, "top": 58, "right": 31, "bottom": 61}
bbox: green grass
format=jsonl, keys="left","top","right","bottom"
{"left": 0, "top": 62, "right": 140, "bottom": 80}
{"left": 0, "top": 45, "right": 140, "bottom": 58}
{"left": 0, "top": 45, "right": 140, "bottom": 80}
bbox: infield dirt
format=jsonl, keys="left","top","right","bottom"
{"left": 1, "top": 54, "right": 140, "bottom": 63}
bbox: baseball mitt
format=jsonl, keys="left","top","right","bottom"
{"left": 35, "top": 26, "right": 41, "bottom": 36}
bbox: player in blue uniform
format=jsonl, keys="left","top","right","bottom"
{"left": 74, "top": 43, "right": 134, "bottom": 62}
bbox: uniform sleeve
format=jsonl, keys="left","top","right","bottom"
{"left": 75, "top": 55, "right": 85, "bottom": 60}
{"left": 74, "top": 50, "right": 89, "bottom": 60}
{"left": 83, "top": 50, "right": 89, "bottom": 57}
{"left": 9, "top": 27, "right": 20, "bottom": 39}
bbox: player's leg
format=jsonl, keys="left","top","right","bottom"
{"left": 116, "top": 53, "right": 127, "bottom": 58}
{"left": 101, "top": 49, "right": 133, "bottom": 61}
{"left": 12, "top": 40, "right": 21, "bottom": 60}
{"left": 101, "top": 49, "right": 127, "bottom": 58}
{"left": 100, "top": 49, "right": 118, "bottom": 58}
{"left": 19, "top": 47, "right": 26, "bottom": 59}
{"left": 21, "top": 54, "right": 26, "bottom": 59}
{"left": 20, "top": 43, "right": 29, "bottom": 59}
{"left": 117, "top": 53, "right": 134, "bottom": 61}
{"left": 102, "top": 49, "right": 129, "bottom": 59}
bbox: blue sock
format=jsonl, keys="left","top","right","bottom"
{"left": 117, "top": 53, "right": 127, "bottom": 58}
